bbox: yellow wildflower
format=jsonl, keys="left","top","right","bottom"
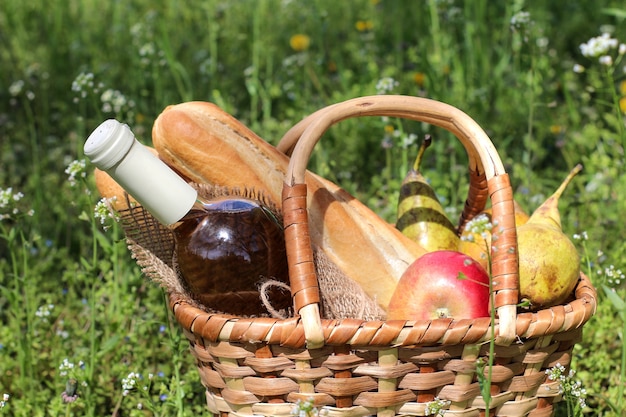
{"left": 355, "top": 20, "right": 373, "bottom": 32}
{"left": 549, "top": 125, "right": 564, "bottom": 135}
{"left": 619, "top": 97, "right": 626, "bottom": 114}
{"left": 620, "top": 80, "right": 626, "bottom": 96}
{"left": 289, "top": 34, "right": 311, "bottom": 52}
{"left": 384, "top": 124, "right": 395, "bottom": 134}
{"left": 413, "top": 72, "right": 426, "bottom": 87}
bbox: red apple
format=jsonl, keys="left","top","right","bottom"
{"left": 387, "top": 250, "right": 490, "bottom": 320}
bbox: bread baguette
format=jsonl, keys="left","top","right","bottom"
{"left": 152, "top": 102, "right": 426, "bottom": 310}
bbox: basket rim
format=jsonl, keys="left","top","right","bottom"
{"left": 168, "top": 271, "right": 596, "bottom": 350}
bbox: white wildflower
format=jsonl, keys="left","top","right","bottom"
{"left": 510, "top": 11, "right": 531, "bottom": 28}
{"left": 599, "top": 55, "right": 613, "bottom": 66}
{"left": 59, "top": 358, "right": 75, "bottom": 377}
{"left": 94, "top": 197, "right": 120, "bottom": 229}
{"left": 71, "top": 72, "right": 97, "bottom": 100}
{"left": 35, "top": 304, "right": 55, "bottom": 322}
{"left": 424, "top": 397, "right": 450, "bottom": 416}
{"left": 9, "top": 80, "right": 24, "bottom": 97}
{"left": 460, "top": 213, "right": 493, "bottom": 242}
{"left": 65, "top": 159, "right": 87, "bottom": 187}
{"left": 580, "top": 33, "right": 619, "bottom": 58}
{"left": 139, "top": 42, "right": 155, "bottom": 57}
{"left": 290, "top": 397, "right": 321, "bottom": 416}
{"left": 122, "top": 372, "right": 142, "bottom": 396}
{"left": 604, "top": 264, "right": 624, "bottom": 286}
{"left": 546, "top": 363, "right": 587, "bottom": 410}
{"left": 375, "top": 77, "right": 399, "bottom": 95}
{"left": 101, "top": 89, "right": 135, "bottom": 115}
{"left": 401, "top": 133, "right": 418, "bottom": 149}
{"left": 0, "top": 188, "right": 13, "bottom": 209}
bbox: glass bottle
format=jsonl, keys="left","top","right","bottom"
{"left": 84, "top": 120, "right": 291, "bottom": 314}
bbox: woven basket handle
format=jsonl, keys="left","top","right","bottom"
{"left": 280, "top": 95, "right": 519, "bottom": 348}
{"left": 278, "top": 101, "right": 490, "bottom": 232}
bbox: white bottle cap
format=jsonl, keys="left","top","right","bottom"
{"left": 84, "top": 119, "right": 198, "bottom": 225}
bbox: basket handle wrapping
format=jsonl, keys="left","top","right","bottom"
{"left": 280, "top": 95, "right": 519, "bottom": 348}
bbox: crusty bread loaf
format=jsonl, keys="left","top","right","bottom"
{"left": 152, "top": 102, "right": 426, "bottom": 309}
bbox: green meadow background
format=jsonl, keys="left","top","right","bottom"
{"left": 1, "top": 0, "right": 626, "bottom": 415}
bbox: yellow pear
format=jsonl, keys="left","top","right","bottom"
{"left": 484, "top": 200, "right": 530, "bottom": 226}
{"left": 458, "top": 200, "right": 529, "bottom": 270}
{"left": 458, "top": 238, "right": 491, "bottom": 270}
{"left": 396, "top": 136, "right": 459, "bottom": 252}
{"left": 517, "top": 164, "right": 582, "bottom": 309}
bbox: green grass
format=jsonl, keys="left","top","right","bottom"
{"left": 1, "top": 0, "right": 626, "bottom": 415}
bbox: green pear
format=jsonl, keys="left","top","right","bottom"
{"left": 517, "top": 164, "right": 583, "bottom": 309}
{"left": 396, "top": 136, "right": 459, "bottom": 252}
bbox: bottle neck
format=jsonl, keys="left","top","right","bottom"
{"left": 174, "top": 199, "right": 209, "bottom": 224}
{"left": 191, "top": 198, "right": 209, "bottom": 211}
{"left": 84, "top": 120, "right": 199, "bottom": 226}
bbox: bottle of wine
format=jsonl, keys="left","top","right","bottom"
{"left": 84, "top": 119, "right": 291, "bottom": 314}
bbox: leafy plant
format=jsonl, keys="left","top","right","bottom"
{"left": 1, "top": 1, "right": 626, "bottom": 415}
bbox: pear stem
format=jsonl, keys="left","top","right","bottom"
{"left": 551, "top": 163, "right": 583, "bottom": 201}
{"left": 412, "top": 134, "right": 432, "bottom": 171}
{"left": 528, "top": 163, "right": 583, "bottom": 227}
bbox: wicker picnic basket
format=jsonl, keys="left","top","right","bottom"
{"left": 166, "top": 96, "right": 597, "bottom": 417}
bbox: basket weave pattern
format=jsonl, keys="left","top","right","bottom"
{"left": 161, "top": 96, "right": 596, "bottom": 416}
{"left": 172, "top": 276, "right": 594, "bottom": 416}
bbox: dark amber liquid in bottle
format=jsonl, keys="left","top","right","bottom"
{"left": 172, "top": 198, "right": 291, "bottom": 315}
